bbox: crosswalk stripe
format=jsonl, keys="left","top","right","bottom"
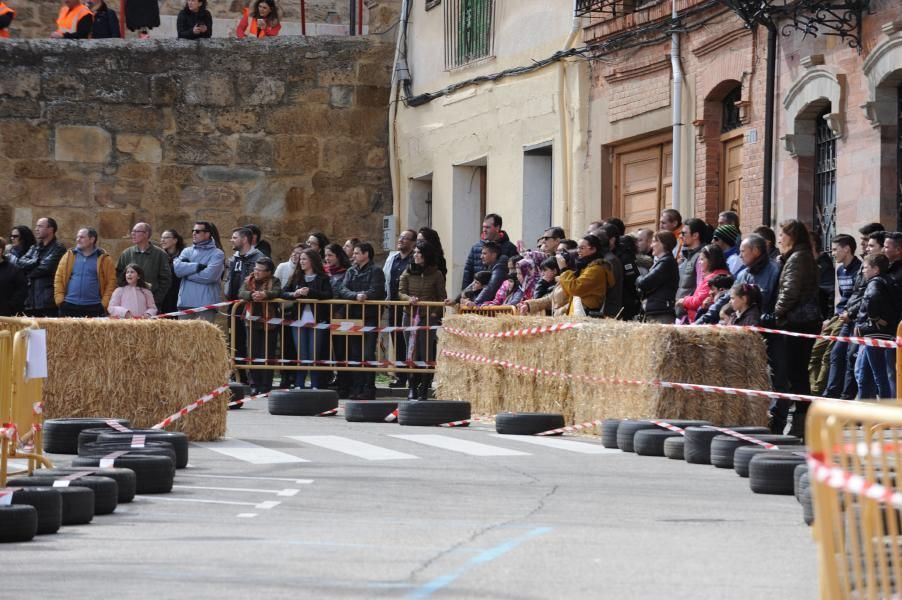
{"left": 390, "top": 434, "right": 530, "bottom": 457}
{"left": 489, "top": 434, "right": 620, "bottom": 454}
{"left": 287, "top": 435, "right": 419, "bottom": 461}
{"left": 192, "top": 439, "right": 309, "bottom": 464}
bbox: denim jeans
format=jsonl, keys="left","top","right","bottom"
{"left": 294, "top": 326, "right": 327, "bottom": 389}
{"left": 855, "top": 345, "right": 893, "bottom": 400}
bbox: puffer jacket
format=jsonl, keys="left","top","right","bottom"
{"left": 17, "top": 239, "right": 67, "bottom": 311}
{"left": 461, "top": 231, "right": 518, "bottom": 290}
{"left": 774, "top": 243, "right": 820, "bottom": 326}
{"left": 334, "top": 261, "right": 386, "bottom": 321}
{"left": 855, "top": 274, "right": 899, "bottom": 339}
{"left": 558, "top": 258, "right": 614, "bottom": 315}
{"left": 675, "top": 245, "right": 702, "bottom": 315}
{"left": 636, "top": 253, "right": 679, "bottom": 316}
{"left": 173, "top": 238, "right": 225, "bottom": 309}
{"left": 399, "top": 265, "right": 446, "bottom": 320}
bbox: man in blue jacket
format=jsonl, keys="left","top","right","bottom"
{"left": 460, "top": 213, "right": 518, "bottom": 292}
{"left": 173, "top": 221, "right": 225, "bottom": 323}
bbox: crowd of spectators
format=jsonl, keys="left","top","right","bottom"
{"left": 0, "top": 0, "right": 281, "bottom": 40}
{"left": 4, "top": 209, "right": 900, "bottom": 434}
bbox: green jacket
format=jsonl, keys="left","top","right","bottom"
{"left": 116, "top": 244, "right": 172, "bottom": 305}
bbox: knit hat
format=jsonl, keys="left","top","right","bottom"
{"left": 713, "top": 224, "right": 741, "bottom": 247}
{"left": 474, "top": 271, "right": 492, "bottom": 286}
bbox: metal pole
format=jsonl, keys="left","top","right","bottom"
{"left": 358, "top": 0, "right": 364, "bottom": 35}
{"left": 300, "top": 0, "right": 306, "bottom": 35}
{"left": 349, "top": 0, "right": 356, "bottom": 35}
{"left": 762, "top": 24, "right": 776, "bottom": 227}
{"left": 119, "top": 0, "right": 126, "bottom": 38}
{"left": 670, "top": 0, "right": 683, "bottom": 211}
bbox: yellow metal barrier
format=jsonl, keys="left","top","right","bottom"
{"left": 228, "top": 299, "right": 447, "bottom": 377}
{"left": 458, "top": 305, "right": 518, "bottom": 317}
{"left": 0, "top": 318, "right": 51, "bottom": 485}
{"left": 807, "top": 400, "right": 902, "bottom": 599}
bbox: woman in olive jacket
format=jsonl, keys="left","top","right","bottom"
{"left": 771, "top": 219, "right": 821, "bottom": 437}
{"left": 399, "top": 241, "right": 446, "bottom": 400}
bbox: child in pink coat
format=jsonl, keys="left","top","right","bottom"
{"left": 108, "top": 263, "right": 158, "bottom": 318}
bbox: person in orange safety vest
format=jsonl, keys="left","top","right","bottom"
{"left": 51, "top": 0, "right": 93, "bottom": 39}
{"left": 0, "top": 2, "right": 15, "bottom": 38}
{"left": 236, "top": 0, "right": 281, "bottom": 39}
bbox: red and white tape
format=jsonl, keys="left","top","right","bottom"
{"left": 808, "top": 453, "right": 902, "bottom": 509}
{"left": 227, "top": 391, "right": 270, "bottom": 409}
{"left": 442, "top": 322, "right": 585, "bottom": 340}
{"left": 105, "top": 419, "right": 132, "bottom": 433}
{"left": 537, "top": 420, "right": 603, "bottom": 437}
{"left": 385, "top": 409, "right": 399, "bottom": 422}
{"left": 151, "top": 301, "right": 240, "bottom": 320}
{"left": 235, "top": 357, "right": 436, "bottom": 368}
{"left": 316, "top": 408, "right": 339, "bottom": 417}
{"left": 242, "top": 315, "right": 441, "bottom": 333}
{"left": 703, "top": 425, "right": 777, "bottom": 449}
{"left": 649, "top": 420, "right": 685, "bottom": 434}
{"left": 0, "top": 423, "right": 17, "bottom": 442}
{"left": 710, "top": 324, "right": 898, "bottom": 349}
{"left": 441, "top": 350, "right": 858, "bottom": 406}
{"left": 152, "top": 385, "right": 231, "bottom": 429}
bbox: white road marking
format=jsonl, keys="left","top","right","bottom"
{"left": 188, "top": 474, "right": 314, "bottom": 484}
{"left": 140, "top": 496, "right": 281, "bottom": 510}
{"left": 288, "top": 435, "right": 419, "bottom": 461}
{"left": 489, "top": 434, "right": 620, "bottom": 454}
{"left": 173, "top": 485, "right": 300, "bottom": 496}
{"left": 236, "top": 513, "right": 259, "bottom": 518}
{"left": 390, "top": 434, "right": 530, "bottom": 457}
{"left": 192, "top": 439, "right": 309, "bottom": 464}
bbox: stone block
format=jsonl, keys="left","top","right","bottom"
{"left": 235, "top": 136, "right": 273, "bottom": 167}
{"left": 180, "top": 184, "right": 242, "bottom": 209}
{"left": 42, "top": 74, "right": 86, "bottom": 100}
{"left": 88, "top": 73, "right": 151, "bottom": 104}
{"left": 94, "top": 179, "right": 145, "bottom": 210}
{"left": 0, "top": 69, "right": 41, "bottom": 98}
{"left": 356, "top": 61, "right": 392, "bottom": 87}
{"left": 1, "top": 122, "right": 50, "bottom": 159}
{"left": 320, "top": 136, "right": 363, "bottom": 175}
{"left": 97, "top": 211, "right": 136, "bottom": 239}
{"left": 163, "top": 134, "right": 233, "bottom": 165}
{"left": 355, "top": 86, "right": 389, "bottom": 108}
{"left": 215, "top": 110, "right": 258, "bottom": 135}
{"left": 365, "top": 147, "right": 388, "bottom": 169}
{"left": 318, "top": 63, "right": 356, "bottom": 86}
{"left": 159, "top": 165, "right": 196, "bottom": 185}
{"left": 116, "top": 163, "right": 154, "bottom": 180}
{"left": 46, "top": 103, "right": 164, "bottom": 135}
{"left": 329, "top": 86, "right": 355, "bottom": 109}
{"left": 238, "top": 77, "right": 286, "bottom": 106}
{"left": 181, "top": 74, "right": 235, "bottom": 107}
{"left": 0, "top": 97, "right": 41, "bottom": 118}
{"left": 54, "top": 126, "right": 113, "bottom": 163}
{"left": 24, "top": 178, "right": 92, "bottom": 208}
{"left": 116, "top": 134, "right": 163, "bottom": 164}
{"left": 151, "top": 74, "right": 180, "bottom": 105}
{"left": 272, "top": 135, "right": 320, "bottom": 173}
{"left": 173, "top": 107, "right": 218, "bottom": 135}
{"left": 198, "top": 166, "right": 263, "bottom": 182}
{"left": 14, "top": 160, "right": 61, "bottom": 179}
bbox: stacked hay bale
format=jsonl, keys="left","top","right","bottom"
{"left": 6, "top": 318, "right": 230, "bottom": 441}
{"left": 436, "top": 315, "right": 769, "bottom": 427}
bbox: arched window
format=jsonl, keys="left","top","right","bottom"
{"left": 814, "top": 107, "right": 838, "bottom": 251}
{"left": 721, "top": 84, "right": 742, "bottom": 134}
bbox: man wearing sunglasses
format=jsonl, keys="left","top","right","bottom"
{"left": 173, "top": 221, "right": 225, "bottom": 322}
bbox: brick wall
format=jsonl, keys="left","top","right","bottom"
{"left": 0, "top": 37, "right": 394, "bottom": 260}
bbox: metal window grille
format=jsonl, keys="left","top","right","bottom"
{"left": 444, "top": 0, "right": 495, "bottom": 69}
{"left": 721, "top": 85, "right": 743, "bottom": 134}
{"left": 814, "top": 109, "right": 838, "bottom": 252}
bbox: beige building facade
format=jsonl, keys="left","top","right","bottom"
{"left": 391, "top": 0, "right": 590, "bottom": 291}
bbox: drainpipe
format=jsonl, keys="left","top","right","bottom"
{"left": 559, "top": 0, "right": 582, "bottom": 235}
{"left": 670, "top": 0, "right": 683, "bottom": 211}
{"left": 389, "top": 0, "right": 412, "bottom": 224}
{"left": 762, "top": 23, "right": 776, "bottom": 227}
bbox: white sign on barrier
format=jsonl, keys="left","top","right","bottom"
{"left": 25, "top": 329, "right": 47, "bottom": 380}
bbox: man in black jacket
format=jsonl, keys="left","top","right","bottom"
{"left": 226, "top": 227, "right": 263, "bottom": 384}
{"left": 17, "top": 217, "right": 66, "bottom": 317}
{"left": 462, "top": 242, "right": 507, "bottom": 307}
{"left": 335, "top": 242, "right": 386, "bottom": 400}
{"left": 0, "top": 237, "right": 26, "bottom": 316}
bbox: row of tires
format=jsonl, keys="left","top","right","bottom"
{"left": 604, "top": 419, "right": 813, "bottom": 525}
{"left": 2, "top": 418, "right": 190, "bottom": 543}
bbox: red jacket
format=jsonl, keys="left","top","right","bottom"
{"left": 680, "top": 268, "right": 729, "bottom": 322}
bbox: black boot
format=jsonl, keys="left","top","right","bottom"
{"left": 418, "top": 375, "right": 432, "bottom": 401}
{"left": 407, "top": 375, "right": 419, "bottom": 401}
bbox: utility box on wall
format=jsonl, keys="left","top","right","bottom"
{"left": 382, "top": 215, "right": 397, "bottom": 251}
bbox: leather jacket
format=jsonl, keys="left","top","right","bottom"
{"left": 17, "top": 239, "right": 67, "bottom": 310}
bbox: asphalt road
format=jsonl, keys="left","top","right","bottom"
{"left": 4, "top": 402, "right": 817, "bottom": 599}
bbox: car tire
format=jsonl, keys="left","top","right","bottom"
{"left": 10, "top": 487, "right": 62, "bottom": 535}
{"left": 709, "top": 434, "right": 802, "bottom": 469}
{"left": 344, "top": 400, "right": 405, "bottom": 423}
{"left": 42, "top": 418, "right": 130, "bottom": 455}
{"left": 268, "top": 389, "right": 339, "bottom": 416}
{"left": 0, "top": 505, "right": 38, "bottom": 542}
{"left": 684, "top": 426, "right": 770, "bottom": 465}
{"left": 634, "top": 429, "right": 682, "bottom": 456}
{"left": 398, "top": 401, "right": 471, "bottom": 427}
{"left": 664, "top": 436, "right": 685, "bottom": 460}
{"left": 72, "top": 454, "right": 175, "bottom": 494}
{"left": 495, "top": 413, "right": 565, "bottom": 436}
{"left": 95, "top": 430, "right": 189, "bottom": 469}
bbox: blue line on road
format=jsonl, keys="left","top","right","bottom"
{"left": 406, "top": 526, "right": 552, "bottom": 600}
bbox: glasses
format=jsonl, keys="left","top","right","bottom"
{"left": 191, "top": 229, "right": 207, "bottom": 234}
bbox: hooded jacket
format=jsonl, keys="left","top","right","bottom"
{"left": 225, "top": 247, "right": 264, "bottom": 301}
{"left": 17, "top": 238, "right": 67, "bottom": 311}
{"left": 855, "top": 274, "right": 899, "bottom": 338}
{"left": 173, "top": 238, "right": 225, "bottom": 309}
{"left": 54, "top": 247, "right": 116, "bottom": 308}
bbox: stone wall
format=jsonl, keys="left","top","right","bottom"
{"left": 0, "top": 36, "right": 394, "bottom": 260}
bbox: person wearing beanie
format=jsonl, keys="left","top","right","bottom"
{"left": 713, "top": 224, "right": 744, "bottom": 277}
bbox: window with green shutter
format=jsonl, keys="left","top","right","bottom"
{"left": 445, "top": 0, "right": 495, "bottom": 69}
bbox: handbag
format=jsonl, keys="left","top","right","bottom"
{"left": 785, "top": 298, "right": 821, "bottom": 325}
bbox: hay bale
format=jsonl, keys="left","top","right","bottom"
{"left": 436, "top": 316, "right": 770, "bottom": 427}
{"left": 3, "top": 318, "right": 230, "bottom": 441}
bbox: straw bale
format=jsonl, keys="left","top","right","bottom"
{"left": 3, "top": 318, "right": 230, "bottom": 441}
{"left": 436, "top": 316, "right": 770, "bottom": 427}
